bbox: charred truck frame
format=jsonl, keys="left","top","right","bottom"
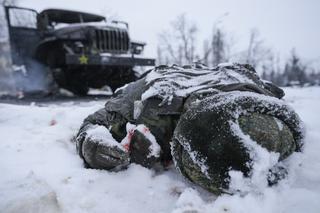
{"left": 3, "top": 6, "right": 155, "bottom": 95}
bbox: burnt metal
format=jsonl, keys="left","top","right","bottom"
{"left": 3, "top": 5, "right": 155, "bottom": 95}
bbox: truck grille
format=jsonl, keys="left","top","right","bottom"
{"left": 94, "top": 29, "right": 129, "bottom": 53}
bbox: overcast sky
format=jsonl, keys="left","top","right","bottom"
{"left": 18, "top": 0, "right": 320, "bottom": 64}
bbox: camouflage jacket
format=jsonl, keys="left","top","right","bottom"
{"left": 79, "top": 63, "right": 285, "bottom": 163}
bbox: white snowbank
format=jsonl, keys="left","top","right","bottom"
{"left": 1, "top": 87, "right": 320, "bottom": 213}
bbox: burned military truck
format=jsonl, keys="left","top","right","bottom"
{"left": 3, "top": 6, "right": 155, "bottom": 95}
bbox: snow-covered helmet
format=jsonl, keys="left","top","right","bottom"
{"left": 171, "top": 91, "right": 303, "bottom": 194}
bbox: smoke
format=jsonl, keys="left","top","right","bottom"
{"left": 0, "top": 41, "right": 53, "bottom": 95}
{"left": 0, "top": 44, "right": 53, "bottom": 95}
{"left": 0, "top": 41, "right": 16, "bottom": 93}
{"left": 12, "top": 59, "right": 54, "bottom": 94}
{"left": 0, "top": 4, "right": 54, "bottom": 96}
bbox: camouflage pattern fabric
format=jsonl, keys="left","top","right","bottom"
{"left": 238, "top": 113, "right": 296, "bottom": 160}
{"left": 171, "top": 92, "right": 303, "bottom": 194}
{"left": 76, "top": 63, "right": 304, "bottom": 194}
{"left": 76, "top": 109, "right": 129, "bottom": 170}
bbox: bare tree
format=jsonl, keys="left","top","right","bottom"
{"left": 157, "top": 14, "right": 319, "bottom": 87}
{"left": 157, "top": 14, "right": 198, "bottom": 65}
{"left": 156, "top": 46, "right": 163, "bottom": 65}
{"left": 283, "top": 49, "right": 308, "bottom": 86}
{"left": 202, "top": 39, "right": 210, "bottom": 66}
{"left": 244, "top": 29, "right": 271, "bottom": 68}
{"left": 201, "top": 25, "right": 233, "bottom": 67}
{"left": 157, "top": 13, "right": 235, "bottom": 66}
{"left": 211, "top": 28, "right": 227, "bottom": 66}
{"left": 173, "top": 14, "right": 198, "bottom": 63}
{"left": 261, "top": 53, "right": 280, "bottom": 84}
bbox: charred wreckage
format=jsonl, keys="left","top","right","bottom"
{"left": 2, "top": 6, "right": 155, "bottom": 95}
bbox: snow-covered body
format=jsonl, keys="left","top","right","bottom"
{"left": 74, "top": 64, "right": 303, "bottom": 195}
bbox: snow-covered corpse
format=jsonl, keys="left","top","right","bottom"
{"left": 76, "top": 63, "right": 304, "bottom": 194}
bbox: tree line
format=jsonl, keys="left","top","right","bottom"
{"left": 157, "top": 14, "right": 320, "bottom": 87}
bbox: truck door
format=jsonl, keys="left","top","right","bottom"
{"left": 5, "top": 6, "right": 40, "bottom": 66}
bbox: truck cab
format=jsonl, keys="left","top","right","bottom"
{"left": 3, "top": 6, "right": 155, "bottom": 95}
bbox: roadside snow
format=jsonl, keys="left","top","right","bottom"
{"left": 1, "top": 87, "right": 320, "bottom": 213}
{"left": 0, "top": 101, "right": 186, "bottom": 213}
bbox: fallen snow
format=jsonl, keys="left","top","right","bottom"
{"left": 86, "top": 125, "right": 125, "bottom": 151}
{"left": 134, "top": 124, "right": 161, "bottom": 158}
{"left": 1, "top": 87, "right": 320, "bottom": 213}
{"left": 120, "top": 123, "right": 161, "bottom": 158}
{"left": 141, "top": 64, "right": 261, "bottom": 103}
{"left": 171, "top": 134, "right": 210, "bottom": 179}
{"left": 228, "top": 120, "right": 280, "bottom": 194}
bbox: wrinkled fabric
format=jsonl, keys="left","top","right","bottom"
{"left": 76, "top": 63, "right": 302, "bottom": 194}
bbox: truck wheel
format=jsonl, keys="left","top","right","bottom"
{"left": 109, "top": 69, "right": 137, "bottom": 92}
{"left": 44, "top": 49, "right": 66, "bottom": 93}
{"left": 70, "top": 86, "right": 89, "bottom": 96}
{"left": 66, "top": 75, "right": 89, "bottom": 96}
{"left": 57, "top": 69, "right": 89, "bottom": 96}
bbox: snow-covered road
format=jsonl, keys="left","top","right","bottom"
{"left": 0, "top": 87, "right": 319, "bottom": 213}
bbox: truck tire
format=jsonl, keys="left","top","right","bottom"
{"left": 69, "top": 84, "right": 89, "bottom": 96}
{"left": 43, "top": 49, "right": 67, "bottom": 93}
{"left": 67, "top": 74, "right": 89, "bottom": 96}
{"left": 109, "top": 69, "right": 137, "bottom": 92}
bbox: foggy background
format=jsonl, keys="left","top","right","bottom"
{"left": 16, "top": 0, "right": 320, "bottom": 63}
{"left": 1, "top": 0, "right": 320, "bottom": 89}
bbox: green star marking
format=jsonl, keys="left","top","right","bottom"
{"left": 79, "top": 55, "right": 88, "bottom": 64}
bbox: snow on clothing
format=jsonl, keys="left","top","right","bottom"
{"left": 76, "top": 63, "right": 303, "bottom": 194}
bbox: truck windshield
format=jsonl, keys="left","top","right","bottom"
{"left": 9, "top": 8, "right": 37, "bottom": 29}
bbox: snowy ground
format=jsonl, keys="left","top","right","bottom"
{"left": 0, "top": 87, "right": 320, "bottom": 213}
